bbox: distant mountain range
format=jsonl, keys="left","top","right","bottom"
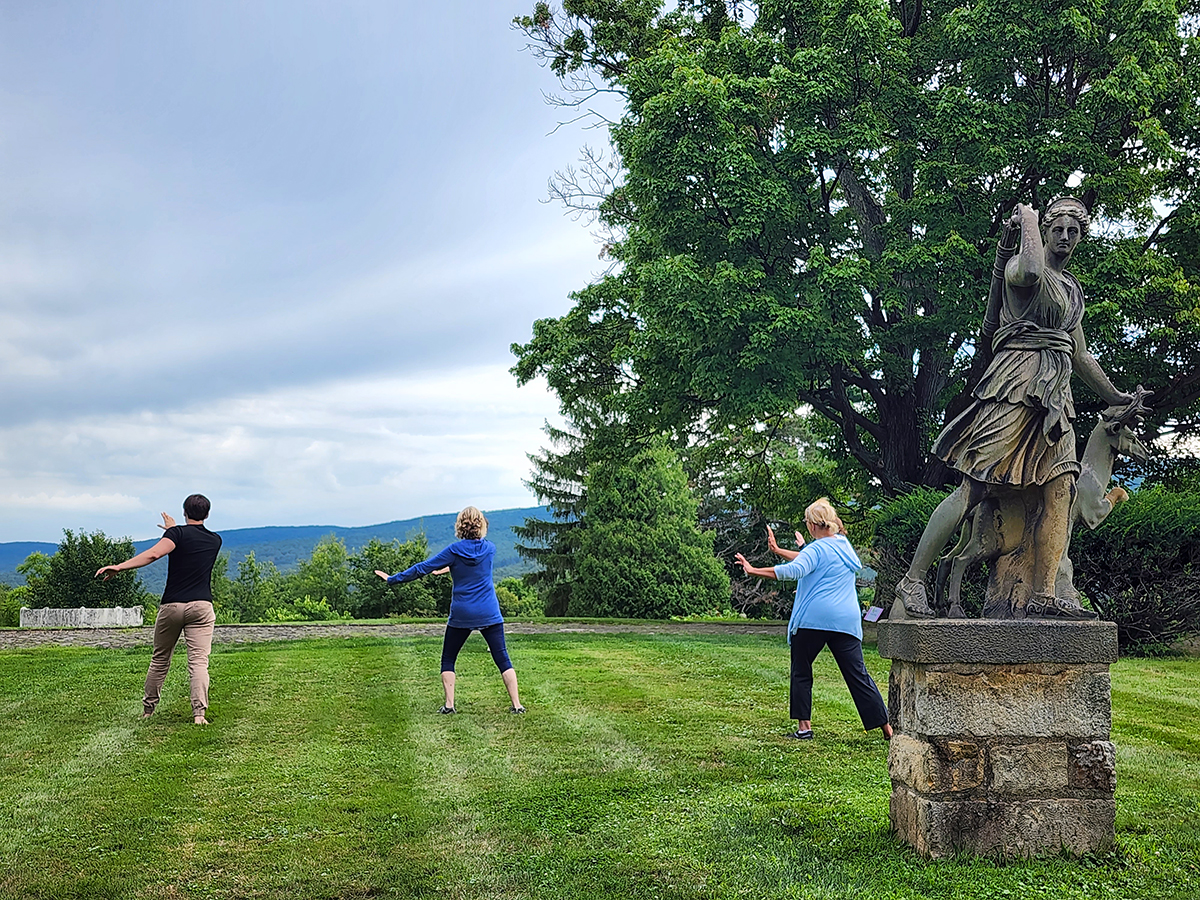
{"left": 0, "top": 506, "right": 545, "bottom": 594}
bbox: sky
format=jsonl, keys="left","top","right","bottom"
{"left": 0, "top": 1, "right": 620, "bottom": 543}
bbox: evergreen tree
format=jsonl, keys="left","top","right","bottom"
{"left": 573, "top": 441, "right": 731, "bottom": 618}
{"left": 513, "top": 417, "right": 590, "bottom": 616}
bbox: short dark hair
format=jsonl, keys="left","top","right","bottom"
{"left": 183, "top": 494, "right": 211, "bottom": 521}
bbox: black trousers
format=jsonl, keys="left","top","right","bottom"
{"left": 789, "top": 628, "right": 889, "bottom": 730}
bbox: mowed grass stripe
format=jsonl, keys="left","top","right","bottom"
{"left": 1, "top": 632, "right": 1198, "bottom": 899}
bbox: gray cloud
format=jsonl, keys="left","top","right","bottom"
{"left": 0, "top": 1, "right": 616, "bottom": 542}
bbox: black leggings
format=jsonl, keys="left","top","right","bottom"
{"left": 789, "top": 628, "right": 889, "bottom": 730}
{"left": 440, "top": 623, "right": 513, "bottom": 674}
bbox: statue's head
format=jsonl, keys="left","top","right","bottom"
{"left": 1041, "top": 197, "right": 1090, "bottom": 260}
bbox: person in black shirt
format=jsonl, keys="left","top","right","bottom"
{"left": 96, "top": 494, "right": 222, "bottom": 725}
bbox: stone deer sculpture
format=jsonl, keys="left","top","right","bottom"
{"left": 933, "top": 388, "right": 1151, "bottom": 617}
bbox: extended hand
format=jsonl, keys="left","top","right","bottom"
{"left": 734, "top": 552, "right": 753, "bottom": 574}
{"left": 95, "top": 565, "right": 121, "bottom": 581}
{"left": 765, "top": 526, "right": 780, "bottom": 554}
{"left": 374, "top": 570, "right": 390, "bottom": 581}
{"left": 794, "top": 531, "right": 806, "bottom": 549}
{"left": 158, "top": 512, "right": 176, "bottom": 531}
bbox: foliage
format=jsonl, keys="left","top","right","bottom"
{"left": 1071, "top": 487, "right": 1200, "bottom": 649}
{"left": 513, "top": 413, "right": 594, "bottom": 616}
{"left": 689, "top": 413, "right": 881, "bottom": 617}
{"left": 0, "top": 583, "right": 22, "bottom": 627}
{"left": 264, "top": 596, "right": 350, "bottom": 623}
{"left": 348, "top": 536, "right": 449, "bottom": 618}
{"left": 0, "top": 634, "right": 1195, "bottom": 898}
{"left": 496, "top": 576, "right": 545, "bottom": 618}
{"left": 572, "top": 441, "right": 731, "bottom": 617}
{"left": 20, "top": 530, "right": 151, "bottom": 610}
{"left": 513, "top": 0, "right": 1200, "bottom": 494}
{"left": 283, "top": 536, "right": 351, "bottom": 613}
{"left": 869, "top": 485, "right": 953, "bottom": 611}
{"left": 227, "top": 552, "right": 285, "bottom": 624}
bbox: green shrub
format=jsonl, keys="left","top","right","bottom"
{"left": 0, "top": 585, "right": 26, "bottom": 627}
{"left": 19, "top": 531, "right": 149, "bottom": 609}
{"left": 1070, "top": 486, "right": 1200, "bottom": 649}
{"left": 496, "top": 577, "right": 544, "bottom": 619}
{"left": 265, "top": 596, "right": 349, "bottom": 622}
{"left": 870, "top": 487, "right": 951, "bottom": 610}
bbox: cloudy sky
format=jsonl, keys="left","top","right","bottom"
{"left": 0, "top": 1, "right": 619, "bottom": 543}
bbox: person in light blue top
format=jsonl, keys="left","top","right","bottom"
{"left": 736, "top": 498, "right": 891, "bottom": 741}
{"left": 376, "top": 506, "right": 525, "bottom": 715}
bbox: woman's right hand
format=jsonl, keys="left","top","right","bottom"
{"left": 734, "top": 552, "right": 753, "bottom": 574}
{"left": 374, "top": 570, "right": 390, "bottom": 581}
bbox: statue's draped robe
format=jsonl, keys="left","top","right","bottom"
{"left": 934, "top": 268, "right": 1085, "bottom": 486}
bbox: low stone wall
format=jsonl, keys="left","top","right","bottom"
{"left": 879, "top": 619, "right": 1118, "bottom": 858}
{"left": 19, "top": 606, "right": 144, "bottom": 628}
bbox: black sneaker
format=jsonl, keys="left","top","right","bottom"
{"left": 437, "top": 705, "right": 456, "bottom": 715}
{"left": 788, "top": 729, "right": 814, "bottom": 740}
{"left": 509, "top": 705, "right": 526, "bottom": 714}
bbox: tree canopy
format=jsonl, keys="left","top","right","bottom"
{"left": 513, "top": 0, "right": 1200, "bottom": 493}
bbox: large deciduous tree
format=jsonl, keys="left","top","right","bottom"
{"left": 512, "top": 0, "right": 1200, "bottom": 493}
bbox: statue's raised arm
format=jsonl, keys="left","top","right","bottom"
{"left": 894, "top": 197, "right": 1145, "bottom": 621}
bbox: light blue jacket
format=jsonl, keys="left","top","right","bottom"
{"left": 774, "top": 534, "right": 863, "bottom": 642}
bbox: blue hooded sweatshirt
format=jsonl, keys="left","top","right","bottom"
{"left": 387, "top": 538, "right": 503, "bottom": 630}
{"left": 773, "top": 534, "right": 863, "bottom": 642}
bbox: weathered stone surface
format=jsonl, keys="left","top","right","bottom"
{"left": 989, "top": 742, "right": 1068, "bottom": 794}
{"left": 889, "top": 734, "right": 984, "bottom": 794}
{"left": 19, "top": 607, "right": 144, "bottom": 628}
{"left": 889, "top": 660, "right": 1111, "bottom": 738}
{"left": 890, "top": 787, "right": 1115, "bottom": 858}
{"left": 878, "top": 619, "right": 1118, "bottom": 664}
{"left": 1069, "top": 741, "right": 1117, "bottom": 793}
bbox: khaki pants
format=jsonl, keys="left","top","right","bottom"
{"left": 143, "top": 601, "right": 216, "bottom": 717}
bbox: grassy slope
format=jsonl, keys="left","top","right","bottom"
{"left": 0, "top": 634, "right": 1195, "bottom": 899}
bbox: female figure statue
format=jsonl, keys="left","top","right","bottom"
{"left": 895, "top": 198, "right": 1136, "bottom": 619}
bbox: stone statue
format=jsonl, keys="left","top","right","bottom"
{"left": 893, "top": 198, "right": 1147, "bottom": 620}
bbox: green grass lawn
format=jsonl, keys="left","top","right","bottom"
{"left": 0, "top": 633, "right": 1196, "bottom": 899}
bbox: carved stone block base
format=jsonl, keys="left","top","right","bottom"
{"left": 879, "top": 619, "right": 1117, "bottom": 858}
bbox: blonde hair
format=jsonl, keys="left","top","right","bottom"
{"left": 455, "top": 506, "right": 488, "bottom": 540}
{"left": 805, "top": 497, "right": 847, "bottom": 535}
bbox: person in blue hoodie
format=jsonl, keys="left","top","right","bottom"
{"left": 736, "top": 498, "right": 892, "bottom": 741}
{"left": 376, "top": 506, "right": 525, "bottom": 714}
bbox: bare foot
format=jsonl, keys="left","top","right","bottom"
{"left": 193, "top": 716, "right": 210, "bottom": 725}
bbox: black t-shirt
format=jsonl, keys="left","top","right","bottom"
{"left": 160, "top": 524, "right": 222, "bottom": 604}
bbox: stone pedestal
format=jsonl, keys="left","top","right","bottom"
{"left": 878, "top": 619, "right": 1117, "bottom": 858}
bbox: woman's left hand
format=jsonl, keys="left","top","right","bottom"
{"left": 374, "top": 570, "right": 390, "bottom": 581}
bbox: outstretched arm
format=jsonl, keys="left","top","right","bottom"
{"left": 1072, "top": 323, "right": 1133, "bottom": 407}
{"left": 735, "top": 553, "right": 778, "bottom": 580}
{"left": 95, "top": 537, "right": 175, "bottom": 580}
{"left": 376, "top": 545, "right": 458, "bottom": 584}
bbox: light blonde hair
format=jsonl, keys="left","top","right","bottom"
{"left": 455, "top": 506, "right": 488, "bottom": 540}
{"left": 805, "top": 497, "right": 847, "bottom": 535}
